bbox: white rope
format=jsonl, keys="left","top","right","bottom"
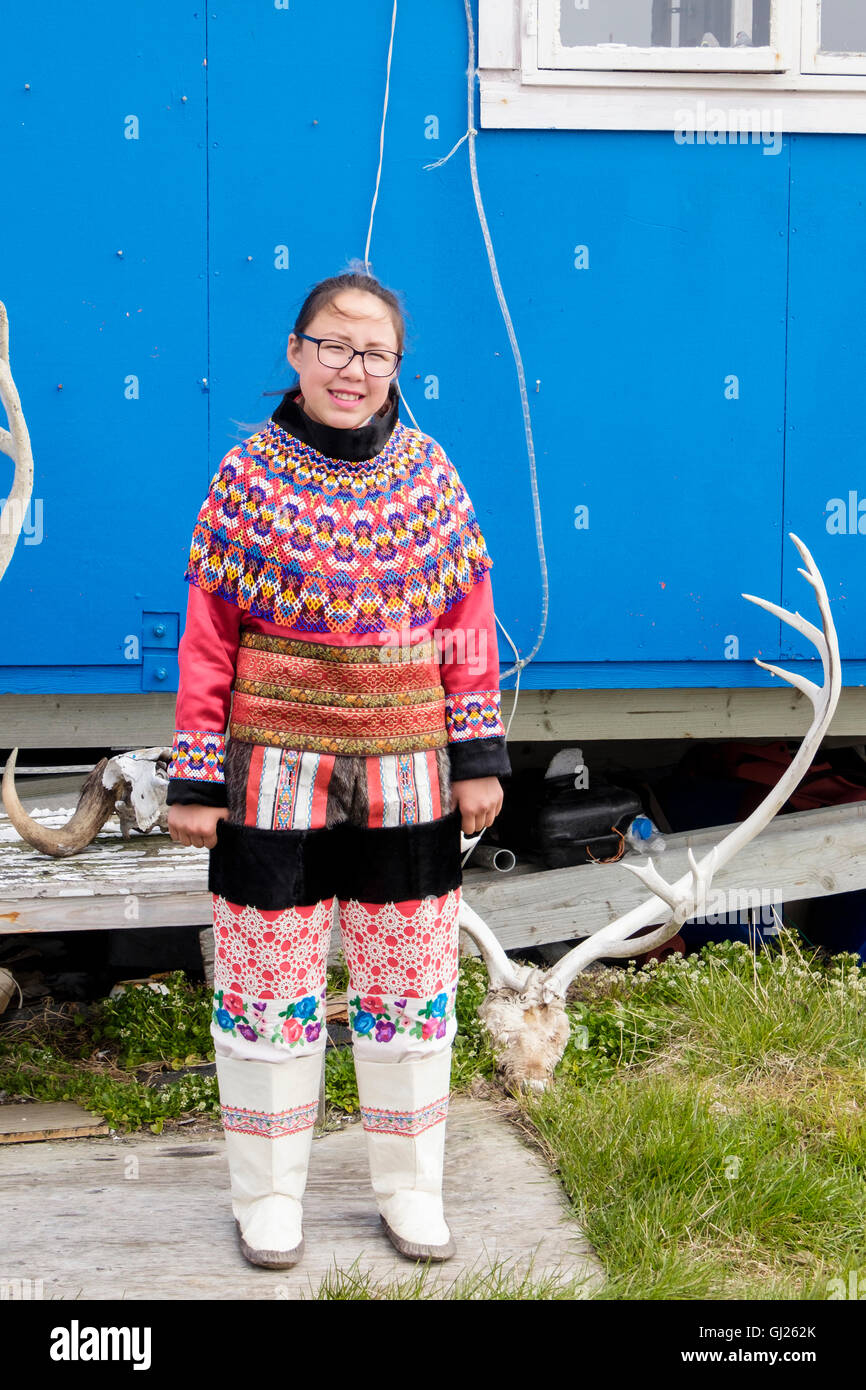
{"left": 363, "top": 1, "right": 551, "bottom": 862}
{"left": 363, "top": 0, "right": 398, "bottom": 274}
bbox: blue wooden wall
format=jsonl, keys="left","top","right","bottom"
{"left": 2, "top": 2, "right": 864, "bottom": 699}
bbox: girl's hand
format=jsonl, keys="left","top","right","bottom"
{"left": 167, "top": 803, "right": 229, "bottom": 850}
{"left": 450, "top": 776, "right": 504, "bottom": 837}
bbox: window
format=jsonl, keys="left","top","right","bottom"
{"left": 480, "top": 2, "right": 866, "bottom": 133}
{"left": 541, "top": 1, "right": 788, "bottom": 73}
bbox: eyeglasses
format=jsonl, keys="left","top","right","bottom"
{"left": 296, "top": 333, "right": 402, "bottom": 378}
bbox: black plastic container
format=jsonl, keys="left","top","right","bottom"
{"left": 490, "top": 768, "right": 642, "bottom": 869}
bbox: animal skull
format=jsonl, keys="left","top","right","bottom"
{"left": 2, "top": 747, "right": 173, "bottom": 857}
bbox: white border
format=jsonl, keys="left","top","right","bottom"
{"left": 538, "top": 0, "right": 793, "bottom": 73}
{"left": 479, "top": 2, "right": 866, "bottom": 133}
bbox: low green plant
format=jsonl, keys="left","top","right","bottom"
{"left": 326, "top": 954, "right": 350, "bottom": 995}
{"left": 0, "top": 970, "right": 219, "bottom": 1133}
{"left": 0, "top": 1038, "right": 219, "bottom": 1134}
{"left": 90, "top": 970, "right": 213, "bottom": 1068}
{"left": 324, "top": 1043, "right": 359, "bottom": 1113}
{"left": 451, "top": 954, "right": 497, "bottom": 1088}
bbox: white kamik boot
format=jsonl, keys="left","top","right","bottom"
{"left": 354, "top": 1048, "right": 456, "bottom": 1261}
{"left": 216, "top": 1052, "right": 321, "bottom": 1269}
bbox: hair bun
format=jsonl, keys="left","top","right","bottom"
{"left": 343, "top": 255, "right": 374, "bottom": 279}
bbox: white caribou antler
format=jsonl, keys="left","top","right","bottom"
{"left": 0, "top": 302, "right": 35, "bottom": 584}
{"left": 458, "top": 534, "right": 842, "bottom": 1090}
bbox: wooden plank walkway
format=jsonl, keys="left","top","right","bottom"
{"left": 0, "top": 1096, "right": 604, "bottom": 1299}
{"left": 0, "top": 1100, "right": 109, "bottom": 1144}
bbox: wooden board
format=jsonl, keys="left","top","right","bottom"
{"left": 0, "top": 1101, "right": 110, "bottom": 1144}
{"left": 501, "top": 687, "right": 866, "bottom": 741}
{"left": 459, "top": 799, "right": 866, "bottom": 955}
{"left": 0, "top": 1096, "right": 604, "bottom": 1299}
{"left": 4, "top": 686, "right": 866, "bottom": 745}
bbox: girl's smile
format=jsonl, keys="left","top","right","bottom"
{"left": 327, "top": 387, "right": 367, "bottom": 409}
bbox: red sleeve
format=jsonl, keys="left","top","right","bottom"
{"left": 434, "top": 571, "right": 511, "bottom": 781}
{"left": 166, "top": 581, "right": 242, "bottom": 805}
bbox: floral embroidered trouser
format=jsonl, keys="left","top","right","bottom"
{"left": 208, "top": 740, "right": 463, "bottom": 1065}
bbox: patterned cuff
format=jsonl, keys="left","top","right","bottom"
{"left": 167, "top": 730, "right": 226, "bottom": 784}
{"left": 444, "top": 689, "right": 505, "bottom": 743}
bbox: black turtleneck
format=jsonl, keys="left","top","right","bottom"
{"left": 270, "top": 381, "right": 400, "bottom": 461}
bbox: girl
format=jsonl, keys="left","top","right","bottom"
{"left": 166, "top": 268, "right": 510, "bottom": 1269}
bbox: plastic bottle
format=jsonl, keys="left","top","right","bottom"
{"left": 625, "top": 814, "right": 667, "bottom": 854}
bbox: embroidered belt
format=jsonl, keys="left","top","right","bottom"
{"left": 228, "top": 631, "right": 448, "bottom": 756}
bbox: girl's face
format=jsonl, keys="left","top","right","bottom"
{"left": 286, "top": 290, "right": 401, "bottom": 430}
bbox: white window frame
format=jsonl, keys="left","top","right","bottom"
{"left": 802, "top": 0, "right": 866, "bottom": 75}
{"left": 479, "top": 2, "right": 866, "bottom": 135}
{"left": 539, "top": 0, "right": 793, "bottom": 73}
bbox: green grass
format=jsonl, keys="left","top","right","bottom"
{"left": 305, "top": 1256, "right": 597, "bottom": 1300}
{"left": 522, "top": 933, "right": 866, "bottom": 1300}
{"left": 0, "top": 972, "right": 220, "bottom": 1133}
